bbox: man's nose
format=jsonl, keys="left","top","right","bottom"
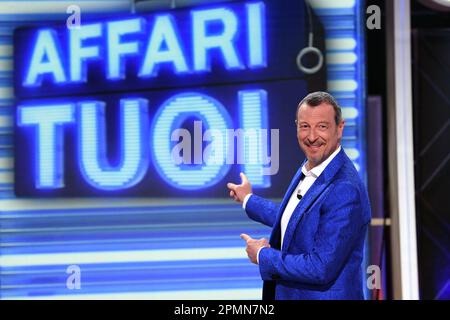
{"left": 308, "top": 128, "right": 318, "bottom": 141}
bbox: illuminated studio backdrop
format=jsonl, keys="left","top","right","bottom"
{"left": 0, "top": 0, "right": 366, "bottom": 299}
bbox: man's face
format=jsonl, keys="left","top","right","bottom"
{"left": 296, "top": 102, "right": 344, "bottom": 169}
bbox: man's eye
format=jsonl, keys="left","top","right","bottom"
{"left": 319, "top": 125, "right": 328, "bottom": 130}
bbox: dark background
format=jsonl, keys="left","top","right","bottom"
{"left": 365, "top": 0, "right": 450, "bottom": 300}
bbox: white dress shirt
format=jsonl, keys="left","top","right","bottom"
{"left": 243, "top": 146, "right": 342, "bottom": 264}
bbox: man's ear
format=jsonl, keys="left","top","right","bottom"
{"left": 338, "top": 120, "right": 345, "bottom": 139}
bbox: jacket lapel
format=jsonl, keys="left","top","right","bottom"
{"left": 269, "top": 161, "right": 306, "bottom": 248}
{"left": 278, "top": 162, "right": 306, "bottom": 215}
{"left": 281, "top": 149, "right": 347, "bottom": 251}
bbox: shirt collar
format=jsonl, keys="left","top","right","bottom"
{"left": 301, "top": 145, "right": 342, "bottom": 178}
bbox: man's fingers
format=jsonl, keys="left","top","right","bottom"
{"left": 227, "top": 173, "right": 248, "bottom": 195}
{"left": 240, "top": 233, "right": 252, "bottom": 242}
{"left": 240, "top": 172, "right": 248, "bottom": 184}
{"left": 227, "top": 183, "right": 237, "bottom": 191}
{"left": 229, "top": 190, "right": 239, "bottom": 202}
{"left": 258, "top": 238, "right": 270, "bottom": 247}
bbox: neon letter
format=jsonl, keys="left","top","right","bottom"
{"left": 152, "top": 93, "right": 231, "bottom": 189}
{"left": 247, "top": 2, "right": 267, "bottom": 68}
{"left": 139, "top": 15, "right": 188, "bottom": 77}
{"left": 69, "top": 23, "right": 102, "bottom": 82}
{"left": 24, "top": 29, "right": 66, "bottom": 86}
{"left": 78, "top": 99, "right": 149, "bottom": 190}
{"left": 17, "top": 104, "right": 75, "bottom": 188}
{"left": 107, "top": 18, "right": 143, "bottom": 80}
{"left": 238, "top": 90, "right": 270, "bottom": 187}
{"left": 192, "top": 8, "right": 242, "bottom": 71}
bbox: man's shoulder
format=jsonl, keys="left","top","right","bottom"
{"left": 327, "top": 154, "right": 368, "bottom": 198}
{"left": 330, "top": 157, "right": 371, "bottom": 214}
{"left": 333, "top": 151, "right": 361, "bottom": 180}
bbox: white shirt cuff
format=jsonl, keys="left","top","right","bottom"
{"left": 242, "top": 193, "right": 253, "bottom": 209}
{"left": 256, "top": 246, "right": 265, "bottom": 265}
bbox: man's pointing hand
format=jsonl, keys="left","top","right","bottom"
{"left": 227, "top": 172, "right": 252, "bottom": 203}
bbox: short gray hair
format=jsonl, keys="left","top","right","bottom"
{"left": 296, "top": 91, "right": 343, "bottom": 125}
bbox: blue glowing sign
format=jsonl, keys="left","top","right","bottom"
{"left": 14, "top": 1, "right": 314, "bottom": 197}
{"left": 13, "top": 1, "right": 311, "bottom": 100}
{"left": 15, "top": 80, "right": 311, "bottom": 197}
{"left": 15, "top": 2, "right": 274, "bottom": 98}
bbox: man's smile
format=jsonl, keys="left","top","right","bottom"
{"left": 304, "top": 142, "right": 324, "bottom": 151}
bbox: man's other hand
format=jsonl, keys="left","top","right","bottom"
{"left": 227, "top": 172, "right": 252, "bottom": 203}
{"left": 240, "top": 233, "right": 270, "bottom": 264}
